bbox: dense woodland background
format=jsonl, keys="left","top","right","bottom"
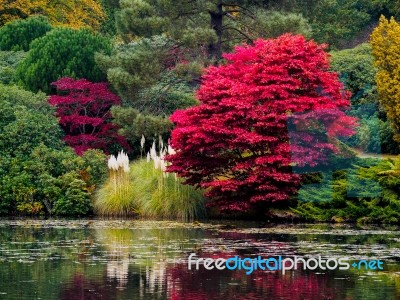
{"left": 0, "top": 0, "right": 399, "bottom": 223}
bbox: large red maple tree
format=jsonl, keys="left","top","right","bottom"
{"left": 167, "top": 34, "right": 357, "bottom": 212}
{"left": 49, "top": 78, "right": 129, "bottom": 155}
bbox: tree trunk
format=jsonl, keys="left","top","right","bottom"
{"left": 208, "top": 3, "right": 224, "bottom": 61}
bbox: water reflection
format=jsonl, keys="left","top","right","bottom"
{"left": 167, "top": 265, "right": 335, "bottom": 300}
{"left": 107, "top": 258, "right": 129, "bottom": 288}
{"left": 0, "top": 221, "right": 398, "bottom": 299}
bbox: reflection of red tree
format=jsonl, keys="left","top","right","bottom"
{"left": 252, "top": 272, "right": 334, "bottom": 300}
{"left": 59, "top": 273, "right": 117, "bottom": 300}
{"left": 167, "top": 262, "right": 334, "bottom": 300}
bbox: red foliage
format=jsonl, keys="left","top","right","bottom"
{"left": 167, "top": 34, "right": 357, "bottom": 212}
{"left": 49, "top": 77, "right": 129, "bottom": 155}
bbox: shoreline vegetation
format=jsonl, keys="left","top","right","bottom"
{"left": 0, "top": 2, "right": 399, "bottom": 224}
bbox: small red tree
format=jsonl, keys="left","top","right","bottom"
{"left": 49, "top": 78, "right": 129, "bottom": 155}
{"left": 167, "top": 34, "right": 357, "bottom": 212}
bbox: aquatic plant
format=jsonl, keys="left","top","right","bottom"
{"left": 94, "top": 151, "right": 135, "bottom": 217}
{"left": 95, "top": 137, "right": 206, "bottom": 220}
{"left": 132, "top": 137, "right": 206, "bottom": 221}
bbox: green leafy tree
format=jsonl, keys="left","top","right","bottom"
{"left": 330, "top": 43, "right": 377, "bottom": 105}
{"left": 330, "top": 43, "right": 398, "bottom": 154}
{"left": 0, "top": 85, "right": 60, "bottom": 214}
{"left": 99, "top": 0, "right": 119, "bottom": 35}
{"left": 244, "top": 10, "right": 312, "bottom": 39}
{"left": 111, "top": 106, "right": 173, "bottom": 154}
{"left": 16, "top": 28, "right": 112, "bottom": 93}
{"left": 305, "top": 0, "right": 371, "bottom": 48}
{"left": 96, "top": 36, "right": 169, "bottom": 105}
{"left": 0, "top": 108, "right": 63, "bottom": 157}
{"left": 115, "top": 0, "right": 312, "bottom": 60}
{"left": 28, "top": 146, "right": 107, "bottom": 216}
{"left": 264, "top": 0, "right": 384, "bottom": 48}
{"left": 135, "top": 72, "right": 198, "bottom": 115}
{"left": 0, "top": 51, "right": 26, "bottom": 84}
{"left": 0, "top": 16, "right": 51, "bottom": 51}
{"left": 0, "top": 84, "right": 107, "bottom": 216}
{"left": 371, "top": 16, "right": 400, "bottom": 144}
{"left": 97, "top": 1, "right": 313, "bottom": 125}
{"left": 97, "top": 0, "right": 313, "bottom": 116}
{"left": 0, "top": 85, "right": 63, "bottom": 156}
{"left": 52, "top": 172, "right": 92, "bottom": 216}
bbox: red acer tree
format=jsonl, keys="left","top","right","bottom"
{"left": 167, "top": 34, "right": 357, "bottom": 212}
{"left": 49, "top": 78, "right": 129, "bottom": 155}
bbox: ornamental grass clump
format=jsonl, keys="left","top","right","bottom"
{"left": 132, "top": 137, "right": 206, "bottom": 221}
{"left": 95, "top": 151, "right": 135, "bottom": 216}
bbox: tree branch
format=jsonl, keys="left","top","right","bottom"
{"left": 221, "top": 37, "right": 248, "bottom": 44}
{"left": 222, "top": 26, "right": 252, "bottom": 42}
{"left": 221, "top": 3, "right": 255, "bottom": 18}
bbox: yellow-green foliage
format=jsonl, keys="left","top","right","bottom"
{"left": 370, "top": 16, "right": 400, "bottom": 143}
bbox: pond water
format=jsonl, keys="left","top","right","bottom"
{"left": 0, "top": 220, "right": 399, "bottom": 300}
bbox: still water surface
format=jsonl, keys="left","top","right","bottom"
{"left": 0, "top": 220, "right": 399, "bottom": 300}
